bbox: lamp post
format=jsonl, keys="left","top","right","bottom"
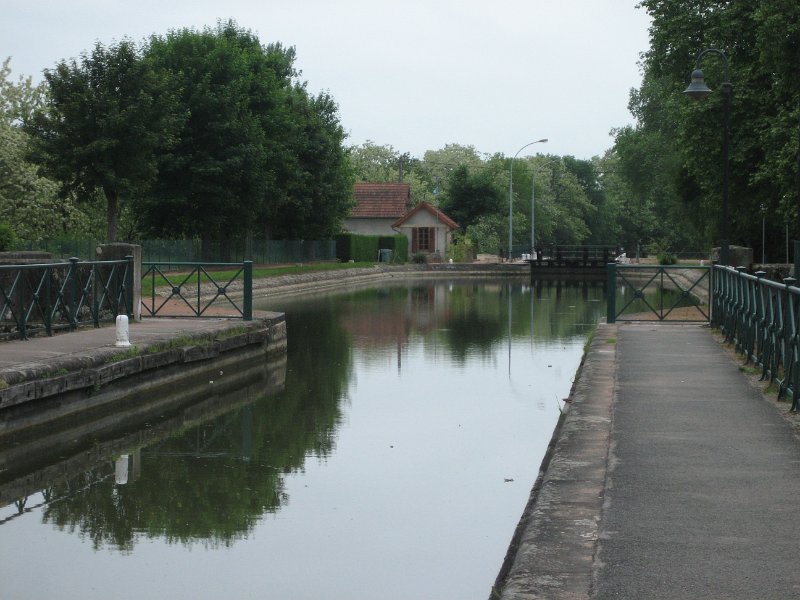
{"left": 684, "top": 48, "right": 732, "bottom": 266}
{"left": 509, "top": 138, "right": 547, "bottom": 261}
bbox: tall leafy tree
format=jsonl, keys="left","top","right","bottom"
{"left": 27, "top": 41, "right": 183, "bottom": 241}
{"left": 348, "top": 141, "right": 430, "bottom": 205}
{"left": 0, "top": 58, "right": 91, "bottom": 242}
{"left": 275, "top": 89, "right": 354, "bottom": 239}
{"left": 617, "top": 0, "right": 800, "bottom": 258}
{"left": 142, "top": 21, "right": 353, "bottom": 245}
{"left": 439, "top": 164, "right": 504, "bottom": 230}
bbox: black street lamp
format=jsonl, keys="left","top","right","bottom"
{"left": 684, "top": 48, "right": 732, "bottom": 266}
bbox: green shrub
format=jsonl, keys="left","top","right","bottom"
{"left": 337, "top": 233, "right": 409, "bottom": 262}
{"left": 658, "top": 252, "right": 677, "bottom": 265}
{"left": 447, "top": 233, "right": 475, "bottom": 263}
{"left": 0, "top": 223, "right": 17, "bottom": 251}
{"left": 336, "top": 233, "right": 379, "bottom": 262}
{"left": 378, "top": 234, "right": 408, "bottom": 262}
{"left": 412, "top": 252, "right": 427, "bottom": 264}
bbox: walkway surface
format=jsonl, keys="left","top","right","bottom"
{"left": 0, "top": 315, "right": 286, "bottom": 395}
{"left": 498, "top": 322, "right": 800, "bottom": 599}
{"left": 0, "top": 318, "right": 239, "bottom": 370}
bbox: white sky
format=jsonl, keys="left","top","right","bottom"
{"left": 2, "top": 0, "right": 652, "bottom": 160}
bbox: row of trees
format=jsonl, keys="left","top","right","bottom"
{"left": 4, "top": 20, "right": 354, "bottom": 246}
{"left": 612, "top": 0, "right": 800, "bottom": 261}
{"left": 4, "top": 2, "right": 799, "bottom": 260}
{"left": 348, "top": 142, "right": 639, "bottom": 256}
{"left": 349, "top": 1, "right": 800, "bottom": 261}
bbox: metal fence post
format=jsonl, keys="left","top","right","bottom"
{"left": 607, "top": 262, "right": 617, "bottom": 324}
{"left": 243, "top": 260, "right": 253, "bottom": 321}
{"left": 92, "top": 262, "right": 100, "bottom": 328}
{"left": 44, "top": 264, "right": 53, "bottom": 336}
{"left": 69, "top": 257, "right": 79, "bottom": 330}
{"left": 125, "top": 254, "right": 134, "bottom": 318}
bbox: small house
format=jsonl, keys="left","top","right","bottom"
{"left": 392, "top": 201, "right": 458, "bottom": 258}
{"left": 343, "top": 183, "right": 459, "bottom": 259}
{"left": 344, "top": 183, "right": 412, "bottom": 236}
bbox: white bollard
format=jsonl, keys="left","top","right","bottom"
{"left": 115, "top": 314, "right": 131, "bottom": 347}
{"left": 115, "top": 455, "right": 129, "bottom": 484}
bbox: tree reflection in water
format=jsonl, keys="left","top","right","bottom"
{"left": 11, "top": 279, "right": 605, "bottom": 554}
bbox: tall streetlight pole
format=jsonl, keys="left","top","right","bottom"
{"left": 684, "top": 48, "right": 732, "bottom": 266}
{"left": 509, "top": 139, "right": 547, "bottom": 261}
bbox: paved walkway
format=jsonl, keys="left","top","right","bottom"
{"left": 0, "top": 315, "right": 284, "bottom": 389}
{"left": 499, "top": 322, "right": 800, "bottom": 599}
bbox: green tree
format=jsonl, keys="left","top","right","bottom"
{"left": 27, "top": 40, "right": 183, "bottom": 241}
{"left": 275, "top": 90, "right": 354, "bottom": 239}
{"left": 348, "top": 141, "right": 431, "bottom": 205}
{"left": 620, "top": 0, "right": 800, "bottom": 258}
{"left": 142, "top": 21, "right": 353, "bottom": 246}
{"left": 0, "top": 58, "right": 91, "bottom": 242}
{"left": 349, "top": 141, "right": 403, "bottom": 181}
{"left": 439, "top": 164, "right": 504, "bottom": 230}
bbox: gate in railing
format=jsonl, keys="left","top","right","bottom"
{"left": 606, "top": 264, "right": 711, "bottom": 323}
{"left": 0, "top": 257, "right": 133, "bottom": 340}
{"left": 141, "top": 261, "right": 252, "bottom": 320}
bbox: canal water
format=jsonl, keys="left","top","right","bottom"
{"left": 0, "top": 278, "right": 606, "bottom": 600}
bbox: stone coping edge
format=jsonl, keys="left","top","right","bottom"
{"left": 0, "top": 315, "right": 287, "bottom": 410}
{"left": 492, "top": 323, "right": 618, "bottom": 599}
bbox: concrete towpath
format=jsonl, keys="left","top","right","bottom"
{"left": 0, "top": 313, "right": 286, "bottom": 413}
{"left": 0, "top": 318, "right": 242, "bottom": 368}
{"left": 497, "top": 322, "right": 800, "bottom": 599}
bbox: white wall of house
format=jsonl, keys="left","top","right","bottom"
{"left": 343, "top": 218, "right": 397, "bottom": 236}
{"left": 396, "top": 210, "right": 452, "bottom": 256}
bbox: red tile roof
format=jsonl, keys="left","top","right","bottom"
{"left": 393, "top": 201, "right": 459, "bottom": 230}
{"left": 351, "top": 183, "right": 411, "bottom": 218}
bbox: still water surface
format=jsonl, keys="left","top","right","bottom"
{"left": 0, "top": 279, "right": 606, "bottom": 600}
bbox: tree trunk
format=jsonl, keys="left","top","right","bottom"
{"left": 104, "top": 187, "right": 119, "bottom": 242}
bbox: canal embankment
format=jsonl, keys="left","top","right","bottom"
{"left": 494, "top": 321, "right": 800, "bottom": 599}
{"left": 246, "top": 262, "right": 533, "bottom": 299}
{"left": 0, "top": 313, "right": 286, "bottom": 416}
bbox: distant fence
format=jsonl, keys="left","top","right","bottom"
{"left": 606, "top": 264, "right": 711, "bottom": 323}
{"left": 0, "top": 257, "right": 133, "bottom": 340}
{"left": 15, "top": 239, "right": 337, "bottom": 264}
{"left": 141, "top": 261, "right": 252, "bottom": 320}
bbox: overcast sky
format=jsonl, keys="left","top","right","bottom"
{"left": 3, "top": 0, "right": 652, "bottom": 160}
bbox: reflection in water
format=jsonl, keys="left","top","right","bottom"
{"left": 0, "top": 279, "right": 606, "bottom": 600}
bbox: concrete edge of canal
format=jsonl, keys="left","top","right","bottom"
{"left": 492, "top": 322, "right": 618, "bottom": 600}
{"left": 246, "top": 263, "right": 535, "bottom": 299}
{"left": 0, "top": 313, "right": 287, "bottom": 412}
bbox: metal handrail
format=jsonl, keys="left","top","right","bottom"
{"left": 0, "top": 257, "right": 133, "bottom": 340}
{"left": 710, "top": 266, "right": 800, "bottom": 409}
{"left": 141, "top": 261, "right": 253, "bottom": 320}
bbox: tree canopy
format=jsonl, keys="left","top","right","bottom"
{"left": 610, "top": 0, "right": 800, "bottom": 258}
{"left": 25, "top": 21, "right": 354, "bottom": 245}
{"left": 0, "top": 58, "right": 93, "bottom": 242}
{"left": 141, "top": 22, "right": 353, "bottom": 243}
{"left": 27, "top": 40, "right": 183, "bottom": 241}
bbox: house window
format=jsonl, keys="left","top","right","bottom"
{"left": 413, "top": 227, "right": 434, "bottom": 252}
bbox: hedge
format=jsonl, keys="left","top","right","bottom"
{"left": 335, "top": 234, "right": 408, "bottom": 262}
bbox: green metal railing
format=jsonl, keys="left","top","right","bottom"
{"left": 0, "top": 257, "right": 133, "bottom": 340}
{"left": 141, "top": 261, "right": 253, "bottom": 320}
{"left": 711, "top": 266, "right": 800, "bottom": 410}
{"left": 607, "top": 264, "right": 711, "bottom": 323}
